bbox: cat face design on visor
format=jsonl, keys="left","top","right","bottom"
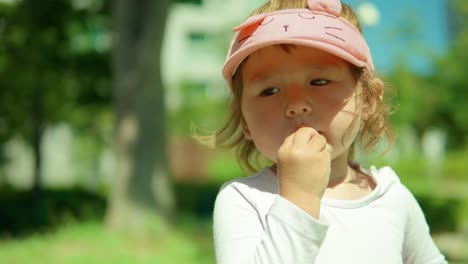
{"left": 222, "top": 0, "right": 374, "bottom": 90}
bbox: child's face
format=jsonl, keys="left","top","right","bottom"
{"left": 240, "top": 45, "right": 361, "bottom": 163}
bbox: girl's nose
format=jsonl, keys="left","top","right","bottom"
{"left": 286, "top": 103, "right": 312, "bottom": 117}
{"left": 285, "top": 91, "right": 312, "bottom": 117}
{"left": 284, "top": 85, "right": 313, "bottom": 117}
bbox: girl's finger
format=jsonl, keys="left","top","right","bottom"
{"left": 309, "top": 133, "right": 327, "bottom": 151}
{"left": 292, "top": 127, "right": 318, "bottom": 146}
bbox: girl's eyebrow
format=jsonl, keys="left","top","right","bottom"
{"left": 246, "top": 73, "right": 276, "bottom": 85}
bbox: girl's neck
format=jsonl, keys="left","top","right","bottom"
{"left": 324, "top": 153, "right": 377, "bottom": 200}
{"left": 328, "top": 153, "right": 353, "bottom": 187}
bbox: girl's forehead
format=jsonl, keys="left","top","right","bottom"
{"left": 243, "top": 45, "right": 350, "bottom": 79}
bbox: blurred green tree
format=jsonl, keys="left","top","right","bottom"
{"left": 386, "top": 0, "right": 468, "bottom": 149}
{"left": 105, "top": 0, "right": 175, "bottom": 235}
{"left": 0, "top": 1, "right": 111, "bottom": 190}
{"left": 429, "top": 0, "right": 468, "bottom": 148}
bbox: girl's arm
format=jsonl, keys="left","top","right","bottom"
{"left": 402, "top": 187, "right": 448, "bottom": 264}
{"left": 213, "top": 183, "right": 329, "bottom": 264}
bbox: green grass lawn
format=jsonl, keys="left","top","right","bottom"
{"left": 0, "top": 218, "right": 215, "bottom": 264}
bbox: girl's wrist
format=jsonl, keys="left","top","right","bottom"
{"left": 279, "top": 186, "right": 322, "bottom": 219}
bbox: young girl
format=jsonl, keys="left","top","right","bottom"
{"left": 212, "top": 0, "right": 447, "bottom": 263}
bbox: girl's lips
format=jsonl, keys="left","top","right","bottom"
{"left": 294, "top": 125, "right": 321, "bottom": 134}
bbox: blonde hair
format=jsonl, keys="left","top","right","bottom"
{"left": 214, "top": 0, "right": 393, "bottom": 172}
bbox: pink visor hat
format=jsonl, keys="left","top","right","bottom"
{"left": 222, "top": 0, "right": 374, "bottom": 90}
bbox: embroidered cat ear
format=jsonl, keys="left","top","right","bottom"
{"left": 233, "top": 13, "right": 266, "bottom": 32}
{"left": 308, "top": 0, "right": 342, "bottom": 17}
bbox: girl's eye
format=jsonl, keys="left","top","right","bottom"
{"left": 259, "top": 87, "right": 280, "bottom": 96}
{"left": 309, "top": 79, "right": 329, "bottom": 86}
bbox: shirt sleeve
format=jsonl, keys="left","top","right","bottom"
{"left": 213, "top": 184, "right": 329, "bottom": 264}
{"left": 402, "top": 187, "right": 448, "bottom": 264}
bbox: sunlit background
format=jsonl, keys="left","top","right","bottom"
{"left": 0, "top": 0, "right": 467, "bottom": 263}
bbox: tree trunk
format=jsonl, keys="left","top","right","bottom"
{"left": 32, "top": 90, "right": 43, "bottom": 193}
{"left": 31, "top": 88, "right": 46, "bottom": 227}
{"left": 106, "top": 0, "right": 174, "bottom": 236}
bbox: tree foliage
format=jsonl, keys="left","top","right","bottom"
{"left": 0, "top": 0, "right": 112, "bottom": 190}
{"left": 386, "top": 0, "right": 468, "bottom": 149}
{"left": 0, "top": 0, "right": 111, "bottom": 150}
{"left": 430, "top": 0, "right": 468, "bottom": 148}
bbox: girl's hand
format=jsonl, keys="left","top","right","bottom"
{"left": 277, "top": 127, "right": 331, "bottom": 218}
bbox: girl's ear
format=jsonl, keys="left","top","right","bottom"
{"left": 240, "top": 117, "right": 252, "bottom": 140}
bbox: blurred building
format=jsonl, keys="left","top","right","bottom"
{"left": 161, "top": 0, "right": 266, "bottom": 110}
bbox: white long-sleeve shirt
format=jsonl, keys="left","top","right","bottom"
{"left": 213, "top": 166, "right": 447, "bottom": 264}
